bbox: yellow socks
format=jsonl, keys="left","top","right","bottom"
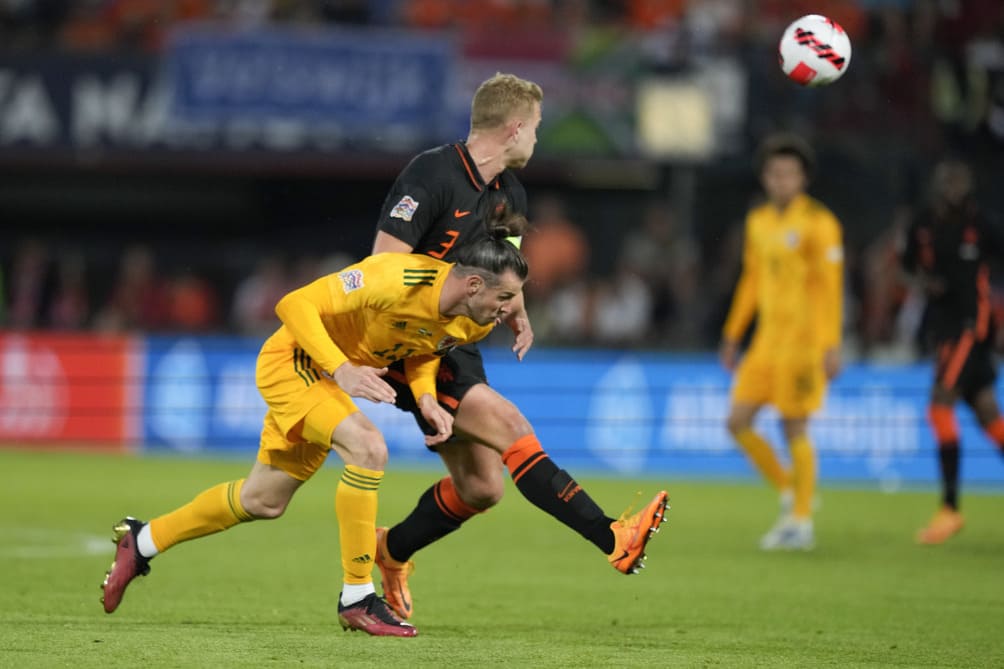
{"left": 735, "top": 428, "right": 790, "bottom": 491}
{"left": 335, "top": 465, "right": 384, "bottom": 585}
{"left": 789, "top": 434, "right": 816, "bottom": 519}
{"left": 148, "top": 479, "right": 253, "bottom": 552}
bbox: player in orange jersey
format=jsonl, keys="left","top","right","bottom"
{"left": 720, "top": 133, "right": 844, "bottom": 551}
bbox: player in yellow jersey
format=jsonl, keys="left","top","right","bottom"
{"left": 99, "top": 221, "right": 529, "bottom": 637}
{"left": 719, "top": 133, "right": 844, "bottom": 551}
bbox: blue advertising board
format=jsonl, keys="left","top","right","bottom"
{"left": 164, "top": 26, "right": 452, "bottom": 138}
{"left": 139, "top": 337, "right": 1004, "bottom": 488}
{"left": 141, "top": 336, "right": 265, "bottom": 452}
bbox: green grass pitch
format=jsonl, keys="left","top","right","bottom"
{"left": 1, "top": 447, "right": 1002, "bottom": 668}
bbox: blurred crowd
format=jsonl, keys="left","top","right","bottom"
{"left": 0, "top": 239, "right": 360, "bottom": 338}
{"left": 2, "top": 0, "right": 1004, "bottom": 359}
{"left": 4, "top": 166, "right": 1001, "bottom": 364}
{"left": 0, "top": 1, "right": 999, "bottom": 58}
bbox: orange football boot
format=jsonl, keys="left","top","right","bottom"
{"left": 608, "top": 491, "right": 669, "bottom": 574}
{"left": 916, "top": 506, "right": 964, "bottom": 545}
{"left": 375, "top": 527, "right": 415, "bottom": 619}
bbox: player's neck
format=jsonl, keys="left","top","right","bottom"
{"left": 464, "top": 135, "right": 506, "bottom": 183}
{"left": 439, "top": 274, "right": 467, "bottom": 320}
{"left": 770, "top": 193, "right": 802, "bottom": 213}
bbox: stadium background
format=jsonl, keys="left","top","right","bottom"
{"left": 2, "top": 0, "right": 1004, "bottom": 489}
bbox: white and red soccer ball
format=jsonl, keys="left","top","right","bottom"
{"left": 778, "top": 14, "right": 852, "bottom": 87}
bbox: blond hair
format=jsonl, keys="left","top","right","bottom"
{"left": 470, "top": 73, "right": 543, "bottom": 131}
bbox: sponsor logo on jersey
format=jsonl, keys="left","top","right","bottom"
{"left": 390, "top": 195, "right": 419, "bottom": 221}
{"left": 392, "top": 320, "right": 408, "bottom": 329}
{"left": 417, "top": 327, "right": 433, "bottom": 337}
{"left": 338, "top": 269, "right": 364, "bottom": 293}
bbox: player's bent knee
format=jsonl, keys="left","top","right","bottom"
{"left": 726, "top": 415, "right": 750, "bottom": 436}
{"left": 499, "top": 414, "right": 533, "bottom": 441}
{"left": 456, "top": 479, "right": 505, "bottom": 510}
{"left": 332, "top": 414, "right": 389, "bottom": 470}
{"left": 348, "top": 434, "right": 388, "bottom": 470}
{"left": 241, "top": 494, "right": 289, "bottom": 520}
{"left": 483, "top": 401, "right": 533, "bottom": 440}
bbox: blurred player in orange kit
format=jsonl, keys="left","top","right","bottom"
{"left": 900, "top": 158, "right": 1004, "bottom": 545}
{"left": 720, "top": 133, "right": 844, "bottom": 551}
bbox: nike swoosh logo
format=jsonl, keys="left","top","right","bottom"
{"left": 454, "top": 209, "right": 471, "bottom": 218}
{"left": 612, "top": 550, "right": 629, "bottom": 563}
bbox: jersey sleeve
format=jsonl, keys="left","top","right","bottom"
{"left": 274, "top": 258, "right": 396, "bottom": 374}
{"left": 404, "top": 355, "right": 440, "bottom": 401}
{"left": 274, "top": 275, "right": 351, "bottom": 374}
{"left": 722, "top": 217, "right": 758, "bottom": 342}
{"left": 810, "top": 210, "right": 844, "bottom": 350}
{"left": 376, "top": 153, "right": 445, "bottom": 249}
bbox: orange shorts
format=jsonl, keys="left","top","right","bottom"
{"left": 255, "top": 342, "right": 359, "bottom": 481}
{"left": 731, "top": 350, "right": 827, "bottom": 419}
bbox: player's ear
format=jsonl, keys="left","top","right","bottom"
{"left": 508, "top": 118, "right": 522, "bottom": 142}
{"left": 467, "top": 275, "right": 483, "bottom": 295}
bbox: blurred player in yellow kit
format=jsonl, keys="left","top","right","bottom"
{"left": 719, "top": 134, "right": 844, "bottom": 551}
{"left": 99, "top": 222, "right": 529, "bottom": 637}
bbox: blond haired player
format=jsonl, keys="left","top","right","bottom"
{"left": 99, "top": 231, "right": 529, "bottom": 637}
{"left": 720, "top": 133, "right": 844, "bottom": 551}
{"left": 371, "top": 72, "right": 668, "bottom": 621}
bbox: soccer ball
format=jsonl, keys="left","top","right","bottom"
{"left": 778, "top": 14, "right": 852, "bottom": 87}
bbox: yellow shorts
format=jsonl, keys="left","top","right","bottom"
{"left": 731, "top": 351, "right": 827, "bottom": 419}
{"left": 255, "top": 343, "right": 359, "bottom": 481}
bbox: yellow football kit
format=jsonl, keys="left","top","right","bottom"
{"left": 723, "top": 193, "right": 844, "bottom": 417}
{"left": 255, "top": 252, "right": 493, "bottom": 480}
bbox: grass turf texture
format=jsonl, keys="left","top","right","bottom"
{"left": 1, "top": 448, "right": 1001, "bottom": 668}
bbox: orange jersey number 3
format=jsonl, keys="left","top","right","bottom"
{"left": 428, "top": 230, "right": 460, "bottom": 259}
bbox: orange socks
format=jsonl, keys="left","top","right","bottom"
{"left": 502, "top": 434, "right": 548, "bottom": 483}
{"left": 928, "top": 405, "right": 959, "bottom": 444}
{"left": 502, "top": 434, "right": 614, "bottom": 553}
{"left": 431, "top": 476, "right": 480, "bottom": 522}
{"left": 983, "top": 416, "right": 1004, "bottom": 449}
